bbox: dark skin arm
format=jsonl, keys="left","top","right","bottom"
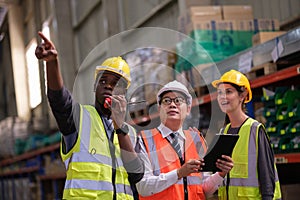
{"left": 36, "top": 31, "right": 133, "bottom": 155}
{"left": 35, "top": 31, "right": 63, "bottom": 90}
{"left": 36, "top": 31, "right": 143, "bottom": 180}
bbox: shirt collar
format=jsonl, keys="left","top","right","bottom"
{"left": 158, "top": 123, "right": 186, "bottom": 139}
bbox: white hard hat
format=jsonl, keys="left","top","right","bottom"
{"left": 157, "top": 80, "right": 192, "bottom": 105}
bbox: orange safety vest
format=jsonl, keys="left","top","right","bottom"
{"left": 139, "top": 128, "right": 207, "bottom": 200}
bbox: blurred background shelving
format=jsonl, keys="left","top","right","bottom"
{"left": 1, "top": 0, "right": 300, "bottom": 199}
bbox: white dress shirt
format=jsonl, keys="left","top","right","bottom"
{"left": 136, "top": 123, "right": 224, "bottom": 197}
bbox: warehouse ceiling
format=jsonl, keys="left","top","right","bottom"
{"left": 0, "top": 0, "right": 19, "bottom": 4}
{"left": 0, "top": 0, "right": 21, "bottom": 29}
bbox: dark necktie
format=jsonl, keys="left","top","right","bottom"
{"left": 170, "top": 132, "right": 183, "bottom": 160}
{"left": 103, "top": 117, "right": 114, "bottom": 141}
{"left": 171, "top": 132, "right": 187, "bottom": 199}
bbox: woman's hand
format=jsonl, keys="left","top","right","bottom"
{"left": 216, "top": 155, "right": 234, "bottom": 177}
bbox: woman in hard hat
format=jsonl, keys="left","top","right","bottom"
{"left": 136, "top": 80, "right": 234, "bottom": 200}
{"left": 212, "top": 70, "right": 282, "bottom": 200}
{"left": 35, "top": 31, "right": 144, "bottom": 200}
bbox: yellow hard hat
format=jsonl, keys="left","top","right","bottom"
{"left": 95, "top": 56, "right": 131, "bottom": 88}
{"left": 212, "top": 69, "right": 252, "bottom": 103}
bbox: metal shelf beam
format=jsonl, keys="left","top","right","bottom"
{"left": 0, "top": 143, "right": 60, "bottom": 167}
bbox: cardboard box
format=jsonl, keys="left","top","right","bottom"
{"left": 236, "top": 19, "right": 280, "bottom": 32}
{"left": 186, "top": 20, "right": 238, "bottom": 35}
{"left": 222, "top": 5, "right": 253, "bottom": 20}
{"left": 236, "top": 20, "right": 253, "bottom": 31}
{"left": 213, "top": 20, "right": 238, "bottom": 30}
{"left": 254, "top": 19, "right": 280, "bottom": 31}
{"left": 189, "top": 6, "right": 222, "bottom": 22}
{"left": 252, "top": 31, "right": 286, "bottom": 46}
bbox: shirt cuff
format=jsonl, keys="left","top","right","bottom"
{"left": 170, "top": 169, "right": 179, "bottom": 182}
{"left": 211, "top": 172, "right": 225, "bottom": 187}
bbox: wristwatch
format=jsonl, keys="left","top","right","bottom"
{"left": 116, "top": 124, "right": 129, "bottom": 135}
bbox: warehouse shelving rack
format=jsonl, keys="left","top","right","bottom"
{"left": 0, "top": 143, "right": 64, "bottom": 199}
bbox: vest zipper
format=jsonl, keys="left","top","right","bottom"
{"left": 109, "top": 137, "right": 117, "bottom": 200}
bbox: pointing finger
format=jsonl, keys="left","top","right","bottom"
{"left": 38, "top": 31, "right": 50, "bottom": 43}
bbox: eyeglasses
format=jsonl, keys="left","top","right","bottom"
{"left": 161, "top": 97, "right": 186, "bottom": 105}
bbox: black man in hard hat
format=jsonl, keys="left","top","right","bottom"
{"left": 35, "top": 31, "right": 144, "bottom": 200}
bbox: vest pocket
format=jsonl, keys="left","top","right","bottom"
{"left": 237, "top": 186, "right": 261, "bottom": 199}
{"left": 69, "top": 189, "right": 98, "bottom": 198}
{"left": 68, "top": 152, "right": 112, "bottom": 180}
{"left": 231, "top": 154, "right": 248, "bottom": 178}
{"left": 69, "top": 162, "right": 103, "bottom": 180}
{"left": 160, "top": 147, "right": 179, "bottom": 166}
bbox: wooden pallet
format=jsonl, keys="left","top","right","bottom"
{"left": 246, "top": 62, "right": 277, "bottom": 80}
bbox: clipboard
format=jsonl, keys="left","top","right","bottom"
{"left": 199, "top": 134, "right": 239, "bottom": 172}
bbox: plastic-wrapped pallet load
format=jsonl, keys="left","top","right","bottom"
{"left": 124, "top": 48, "right": 176, "bottom": 119}
{"left": 0, "top": 117, "right": 29, "bottom": 158}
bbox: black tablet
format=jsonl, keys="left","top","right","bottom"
{"left": 199, "top": 134, "right": 239, "bottom": 172}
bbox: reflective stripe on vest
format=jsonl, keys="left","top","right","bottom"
{"left": 228, "top": 119, "right": 259, "bottom": 187}
{"left": 177, "top": 176, "right": 203, "bottom": 185}
{"left": 142, "top": 129, "right": 161, "bottom": 176}
{"left": 61, "top": 105, "right": 133, "bottom": 199}
{"left": 64, "top": 179, "right": 132, "bottom": 194}
{"left": 189, "top": 130, "right": 207, "bottom": 158}
{"left": 140, "top": 128, "right": 206, "bottom": 200}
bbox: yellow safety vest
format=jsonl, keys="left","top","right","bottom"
{"left": 218, "top": 118, "right": 282, "bottom": 200}
{"left": 60, "top": 105, "right": 133, "bottom": 199}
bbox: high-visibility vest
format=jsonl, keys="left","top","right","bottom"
{"left": 60, "top": 105, "right": 133, "bottom": 199}
{"left": 218, "top": 118, "right": 282, "bottom": 200}
{"left": 139, "top": 128, "right": 207, "bottom": 200}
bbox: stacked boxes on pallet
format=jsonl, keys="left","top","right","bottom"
{"left": 0, "top": 117, "right": 29, "bottom": 159}
{"left": 124, "top": 48, "right": 176, "bottom": 120}
{"left": 262, "top": 87, "right": 300, "bottom": 153}
{"left": 176, "top": 4, "right": 281, "bottom": 96}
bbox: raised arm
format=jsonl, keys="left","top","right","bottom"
{"left": 35, "top": 31, "right": 76, "bottom": 142}
{"left": 35, "top": 31, "right": 63, "bottom": 90}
